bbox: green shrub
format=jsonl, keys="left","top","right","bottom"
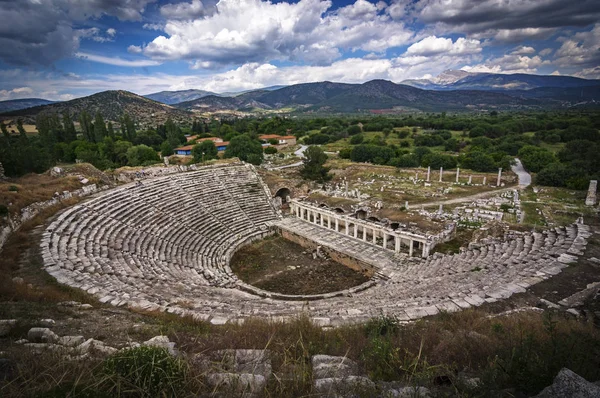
{"left": 103, "top": 346, "right": 186, "bottom": 397}
{"left": 264, "top": 146, "right": 277, "bottom": 154}
{"left": 8, "top": 185, "right": 18, "bottom": 192}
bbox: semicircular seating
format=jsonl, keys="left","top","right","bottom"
{"left": 40, "top": 163, "right": 592, "bottom": 326}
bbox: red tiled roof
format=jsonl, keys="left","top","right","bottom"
{"left": 175, "top": 145, "right": 193, "bottom": 151}
{"left": 259, "top": 134, "right": 296, "bottom": 140}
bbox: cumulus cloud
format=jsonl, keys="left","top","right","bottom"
{"left": 0, "top": 0, "right": 155, "bottom": 66}
{"left": 140, "top": 0, "right": 413, "bottom": 67}
{"left": 77, "top": 27, "right": 116, "bottom": 43}
{"left": 414, "top": 0, "right": 600, "bottom": 35}
{"left": 0, "top": 87, "right": 34, "bottom": 101}
{"left": 462, "top": 54, "right": 549, "bottom": 75}
{"left": 512, "top": 46, "right": 536, "bottom": 55}
{"left": 160, "top": 0, "right": 208, "bottom": 20}
{"left": 554, "top": 24, "right": 600, "bottom": 68}
{"left": 405, "top": 36, "right": 481, "bottom": 56}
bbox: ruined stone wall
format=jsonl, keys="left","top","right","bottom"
{"left": 0, "top": 184, "right": 109, "bottom": 254}
{"left": 278, "top": 227, "right": 376, "bottom": 277}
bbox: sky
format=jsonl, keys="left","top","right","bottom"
{"left": 0, "top": 0, "right": 599, "bottom": 101}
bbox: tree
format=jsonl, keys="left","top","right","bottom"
{"left": 107, "top": 121, "right": 115, "bottom": 140}
{"left": 460, "top": 150, "right": 497, "bottom": 172}
{"left": 517, "top": 146, "right": 556, "bottom": 173}
{"left": 79, "top": 110, "right": 94, "bottom": 142}
{"left": 264, "top": 146, "right": 277, "bottom": 154}
{"left": 300, "top": 146, "right": 331, "bottom": 182}
{"left": 94, "top": 112, "right": 107, "bottom": 142}
{"left": 165, "top": 117, "right": 184, "bottom": 148}
{"left": 349, "top": 134, "right": 364, "bottom": 145}
{"left": 192, "top": 141, "right": 217, "bottom": 162}
{"left": 224, "top": 134, "right": 263, "bottom": 164}
{"left": 121, "top": 113, "right": 136, "bottom": 141}
{"left": 421, "top": 153, "right": 457, "bottom": 169}
{"left": 63, "top": 113, "right": 77, "bottom": 142}
{"left": 126, "top": 144, "right": 160, "bottom": 166}
{"left": 160, "top": 140, "right": 174, "bottom": 157}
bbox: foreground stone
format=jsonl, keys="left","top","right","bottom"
{"left": 205, "top": 373, "right": 266, "bottom": 395}
{"left": 0, "top": 320, "right": 17, "bottom": 338}
{"left": 27, "top": 328, "right": 58, "bottom": 344}
{"left": 535, "top": 368, "right": 600, "bottom": 398}
{"left": 312, "top": 355, "right": 360, "bottom": 379}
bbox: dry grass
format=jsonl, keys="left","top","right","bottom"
{"left": 0, "top": 174, "right": 83, "bottom": 219}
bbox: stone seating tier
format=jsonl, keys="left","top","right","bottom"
{"left": 40, "top": 163, "right": 591, "bottom": 326}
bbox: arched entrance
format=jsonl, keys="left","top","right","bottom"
{"left": 274, "top": 187, "right": 292, "bottom": 210}
{"left": 355, "top": 209, "right": 367, "bottom": 220}
{"left": 333, "top": 207, "right": 345, "bottom": 214}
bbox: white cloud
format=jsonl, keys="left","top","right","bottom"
{"left": 143, "top": 23, "right": 164, "bottom": 30}
{"left": 539, "top": 48, "right": 554, "bottom": 57}
{"left": 574, "top": 66, "right": 600, "bottom": 80}
{"left": 77, "top": 27, "right": 115, "bottom": 42}
{"left": 554, "top": 24, "right": 600, "bottom": 68}
{"left": 160, "top": 0, "right": 208, "bottom": 20}
{"left": 512, "top": 46, "right": 536, "bottom": 55}
{"left": 127, "top": 45, "right": 143, "bottom": 54}
{"left": 462, "top": 54, "right": 549, "bottom": 74}
{"left": 406, "top": 36, "right": 481, "bottom": 56}
{"left": 140, "top": 0, "right": 413, "bottom": 66}
{"left": 76, "top": 52, "right": 162, "bottom": 67}
{"left": 0, "top": 87, "right": 34, "bottom": 101}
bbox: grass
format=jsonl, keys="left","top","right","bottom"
{"left": 1, "top": 161, "right": 599, "bottom": 397}
{"left": 3, "top": 310, "right": 599, "bottom": 397}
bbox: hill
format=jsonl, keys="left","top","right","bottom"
{"left": 0, "top": 98, "right": 55, "bottom": 113}
{"left": 401, "top": 70, "right": 600, "bottom": 91}
{"left": 3, "top": 90, "right": 191, "bottom": 126}
{"left": 144, "top": 89, "right": 218, "bottom": 105}
{"left": 174, "top": 79, "right": 576, "bottom": 113}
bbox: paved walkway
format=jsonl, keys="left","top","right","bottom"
{"left": 512, "top": 158, "right": 531, "bottom": 187}
{"left": 269, "top": 145, "right": 308, "bottom": 170}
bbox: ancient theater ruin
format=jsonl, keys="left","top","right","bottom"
{"left": 40, "top": 162, "right": 592, "bottom": 326}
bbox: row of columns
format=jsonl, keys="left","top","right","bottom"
{"left": 293, "top": 203, "right": 427, "bottom": 257}
{"left": 424, "top": 166, "right": 501, "bottom": 186}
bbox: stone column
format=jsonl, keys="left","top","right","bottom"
{"left": 468, "top": 175, "right": 472, "bottom": 184}
{"left": 354, "top": 224, "right": 358, "bottom": 238}
{"left": 497, "top": 168, "right": 502, "bottom": 187}
{"left": 327, "top": 215, "right": 331, "bottom": 229}
{"left": 362, "top": 226, "right": 368, "bottom": 241}
{"left": 438, "top": 204, "right": 443, "bottom": 214}
{"left": 320, "top": 212, "right": 325, "bottom": 227}
{"left": 439, "top": 167, "right": 443, "bottom": 182}
{"left": 372, "top": 228, "right": 377, "bottom": 244}
{"left": 483, "top": 176, "right": 487, "bottom": 185}
{"left": 585, "top": 180, "right": 598, "bottom": 206}
{"left": 404, "top": 200, "right": 409, "bottom": 210}
{"left": 335, "top": 218, "right": 339, "bottom": 232}
{"left": 345, "top": 222, "right": 349, "bottom": 235}
{"left": 395, "top": 236, "right": 400, "bottom": 253}
{"left": 426, "top": 166, "right": 431, "bottom": 182}
{"left": 422, "top": 242, "right": 431, "bottom": 258}
{"left": 409, "top": 240, "right": 414, "bottom": 257}
{"left": 456, "top": 168, "right": 460, "bottom": 183}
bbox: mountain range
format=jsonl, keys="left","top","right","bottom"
{"left": 1, "top": 72, "right": 598, "bottom": 121}
{"left": 172, "top": 79, "right": 599, "bottom": 113}
{"left": 3, "top": 90, "right": 190, "bottom": 125}
{"left": 0, "top": 98, "right": 55, "bottom": 113}
{"left": 400, "top": 70, "right": 600, "bottom": 91}
{"left": 143, "top": 85, "right": 288, "bottom": 105}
